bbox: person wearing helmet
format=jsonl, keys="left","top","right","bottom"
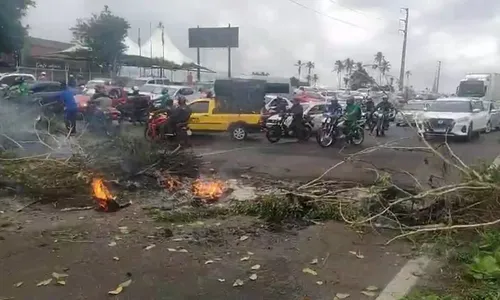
{"left": 68, "top": 74, "right": 76, "bottom": 88}
{"left": 38, "top": 72, "right": 47, "bottom": 81}
{"left": 374, "top": 94, "right": 394, "bottom": 122}
{"left": 91, "top": 84, "right": 107, "bottom": 100}
{"left": 287, "top": 97, "right": 304, "bottom": 134}
{"left": 157, "top": 87, "right": 171, "bottom": 108}
{"left": 327, "top": 98, "right": 343, "bottom": 116}
{"left": 164, "top": 96, "right": 192, "bottom": 135}
{"left": 341, "top": 96, "right": 361, "bottom": 138}
{"left": 131, "top": 86, "right": 140, "bottom": 96}
{"left": 8, "top": 77, "right": 29, "bottom": 96}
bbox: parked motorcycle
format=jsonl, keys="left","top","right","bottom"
{"left": 316, "top": 113, "right": 364, "bottom": 147}
{"left": 144, "top": 112, "right": 192, "bottom": 146}
{"left": 265, "top": 113, "right": 313, "bottom": 143}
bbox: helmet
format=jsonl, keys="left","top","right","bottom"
{"left": 161, "top": 88, "right": 169, "bottom": 95}
{"left": 131, "top": 86, "right": 139, "bottom": 92}
{"left": 40, "top": 72, "right": 46, "bottom": 76}
{"left": 382, "top": 95, "right": 389, "bottom": 101}
{"left": 177, "top": 95, "right": 187, "bottom": 105}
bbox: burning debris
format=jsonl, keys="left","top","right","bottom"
{"left": 192, "top": 179, "right": 226, "bottom": 201}
{"left": 91, "top": 178, "right": 130, "bottom": 212}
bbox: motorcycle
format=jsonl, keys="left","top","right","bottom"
{"left": 370, "top": 108, "right": 396, "bottom": 136}
{"left": 316, "top": 113, "right": 364, "bottom": 147}
{"left": 144, "top": 112, "right": 192, "bottom": 146}
{"left": 84, "top": 100, "right": 120, "bottom": 137}
{"left": 265, "top": 113, "right": 313, "bottom": 143}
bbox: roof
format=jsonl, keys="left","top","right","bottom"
{"left": 29, "top": 37, "right": 72, "bottom": 51}
{"left": 139, "top": 28, "right": 194, "bottom": 65}
{"left": 436, "top": 97, "right": 474, "bottom": 101}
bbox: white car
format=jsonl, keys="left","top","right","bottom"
{"left": 143, "top": 84, "right": 203, "bottom": 107}
{"left": 416, "top": 98, "right": 489, "bottom": 141}
{"left": 395, "top": 101, "right": 430, "bottom": 126}
{"left": 264, "top": 95, "right": 292, "bottom": 111}
{"left": 482, "top": 101, "right": 500, "bottom": 133}
{"left": 0, "top": 73, "right": 36, "bottom": 87}
{"left": 265, "top": 101, "right": 328, "bottom": 133}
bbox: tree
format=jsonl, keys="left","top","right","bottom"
{"left": 373, "top": 51, "right": 385, "bottom": 84}
{"left": 305, "top": 74, "right": 312, "bottom": 85}
{"left": 350, "top": 65, "right": 375, "bottom": 90}
{"left": 312, "top": 74, "right": 319, "bottom": 86}
{"left": 0, "top": 0, "right": 36, "bottom": 55}
{"left": 333, "top": 60, "right": 344, "bottom": 88}
{"left": 380, "top": 59, "right": 391, "bottom": 84}
{"left": 343, "top": 58, "right": 354, "bottom": 76}
{"left": 294, "top": 60, "right": 305, "bottom": 80}
{"left": 71, "top": 6, "right": 130, "bottom": 74}
{"left": 305, "top": 61, "right": 315, "bottom": 84}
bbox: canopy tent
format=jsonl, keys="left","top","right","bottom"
{"left": 140, "top": 28, "right": 194, "bottom": 66}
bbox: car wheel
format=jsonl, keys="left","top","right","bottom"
{"left": 485, "top": 121, "right": 492, "bottom": 133}
{"left": 230, "top": 124, "right": 248, "bottom": 141}
{"left": 465, "top": 123, "right": 473, "bottom": 142}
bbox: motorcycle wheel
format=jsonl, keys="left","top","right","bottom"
{"left": 266, "top": 126, "right": 282, "bottom": 143}
{"left": 317, "top": 128, "right": 335, "bottom": 148}
{"left": 144, "top": 125, "right": 156, "bottom": 141}
{"left": 376, "top": 118, "right": 384, "bottom": 136}
{"left": 299, "top": 125, "right": 312, "bottom": 141}
{"left": 350, "top": 126, "right": 365, "bottom": 145}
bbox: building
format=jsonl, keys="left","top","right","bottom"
{"left": 27, "top": 37, "right": 72, "bottom": 57}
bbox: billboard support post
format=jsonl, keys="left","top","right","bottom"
{"left": 227, "top": 23, "right": 231, "bottom": 78}
{"left": 196, "top": 25, "right": 201, "bottom": 82}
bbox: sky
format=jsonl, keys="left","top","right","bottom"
{"left": 23, "top": 0, "right": 500, "bottom": 93}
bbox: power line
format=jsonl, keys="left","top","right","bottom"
{"left": 328, "top": 0, "right": 386, "bottom": 21}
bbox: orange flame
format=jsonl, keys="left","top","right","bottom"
{"left": 164, "top": 175, "right": 182, "bottom": 191}
{"left": 192, "top": 179, "right": 225, "bottom": 201}
{"left": 91, "top": 178, "right": 115, "bottom": 210}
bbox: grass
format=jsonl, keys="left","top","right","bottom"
{"left": 403, "top": 229, "right": 500, "bottom": 300}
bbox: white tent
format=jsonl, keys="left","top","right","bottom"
{"left": 124, "top": 36, "right": 141, "bottom": 56}
{"left": 139, "top": 28, "right": 194, "bottom": 65}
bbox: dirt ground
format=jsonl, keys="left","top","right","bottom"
{"left": 0, "top": 199, "right": 413, "bottom": 300}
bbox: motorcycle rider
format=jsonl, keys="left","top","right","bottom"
{"left": 373, "top": 95, "right": 395, "bottom": 132}
{"left": 91, "top": 84, "right": 107, "bottom": 100}
{"left": 157, "top": 88, "right": 171, "bottom": 108}
{"left": 8, "top": 77, "right": 29, "bottom": 97}
{"left": 327, "top": 98, "right": 343, "bottom": 116}
{"left": 341, "top": 96, "right": 362, "bottom": 139}
{"left": 165, "top": 96, "right": 192, "bottom": 134}
{"left": 130, "top": 86, "right": 140, "bottom": 96}
{"left": 287, "top": 97, "right": 304, "bottom": 135}
{"left": 364, "top": 96, "right": 375, "bottom": 126}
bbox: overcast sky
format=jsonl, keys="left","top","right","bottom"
{"left": 24, "top": 0, "right": 500, "bottom": 92}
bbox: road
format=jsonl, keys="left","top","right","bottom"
{"left": 189, "top": 126, "right": 500, "bottom": 188}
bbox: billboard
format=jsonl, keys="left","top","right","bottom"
{"left": 188, "top": 27, "right": 239, "bottom": 48}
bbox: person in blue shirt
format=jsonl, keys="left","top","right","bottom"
{"left": 327, "top": 99, "right": 343, "bottom": 116}
{"left": 60, "top": 81, "right": 78, "bottom": 134}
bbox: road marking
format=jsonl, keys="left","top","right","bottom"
{"left": 375, "top": 256, "right": 432, "bottom": 300}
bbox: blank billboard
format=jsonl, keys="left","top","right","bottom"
{"left": 188, "top": 27, "right": 239, "bottom": 48}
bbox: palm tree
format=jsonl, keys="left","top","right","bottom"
{"left": 343, "top": 58, "right": 354, "bottom": 76}
{"left": 333, "top": 60, "right": 344, "bottom": 88}
{"left": 380, "top": 60, "right": 391, "bottom": 84}
{"left": 294, "top": 60, "right": 305, "bottom": 80}
{"left": 306, "top": 74, "right": 312, "bottom": 85}
{"left": 306, "top": 61, "right": 315, "bottom": 77}
{"left": 374, "top": 51, "right": 385, "bottom": 84}
{"left": 312, "top": 74, "right": 319, "bottom": 86}
{"left": 355, "top": 61, "right": 364, "bottom": 71}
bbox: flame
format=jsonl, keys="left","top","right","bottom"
{"left": 192, "top": 179, "right": 225, "bottom": 201}
{"left": 91, "top": 178, "right": 115, "bottom": 210}
{"left": 163, "top": 174, "right": 182, "bottom": 191}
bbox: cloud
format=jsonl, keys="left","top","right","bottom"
{"left": 24, "top": 0, "right": 500, "bottom": 92}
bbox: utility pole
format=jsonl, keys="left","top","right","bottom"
{"left": 398, "top": 8, "right": 409, "bottom": 92}
{"left": 227, "top": 23, "right": 232, "bottom": 78}
{"left": 436, "top": 60, "right": 442, "bottom": 93}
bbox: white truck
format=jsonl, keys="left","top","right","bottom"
{"left": 456, "top": 73, "right": 500, "bottom": 102}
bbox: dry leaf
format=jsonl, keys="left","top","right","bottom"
{"left": 310, "top": 258, "right": 319, "bottom": 264}
{"left": 302, "top": 268, "right": 317, "bottom": 276}
{"left": 178, "top": 249, "right": 188, "bottom": 253}
{"left": 145, "top": 244, "right": 156, "bottom": 250}
{"left": 113, "top": 257, "right": 120, "bottom": 261}
{"left": 239, "top": 235, "right": 249, "bottom": 241}
{"left": 52, "top": 272, "right": 69, "bottom": 280}
{"left": 240, "top": 256, "right": 250, "bottom": 261}
{"left": 251, "top": 264, "right": 261, "bottom": 270}
{"left": 108, "top": 285, "right": 123, "bottom": 295}
{"left": 119, "top": 279, "right": 132, "bottom": 288}
{"left": 334, "top": 293, "right": 350, "bottom": 299}
{"left": 172, "top": 238, "right": 184, "bottom": 241}
{"left": 365, "top": 286, "right": 378, "bottom": 291}
{"left": 232, "top": 279, "right": 244, "bottom": 287}
{"left": 215, "top": 222, "right": 221, "bottom": 226}
{"left": 56, "top": 280, "right": 66, "bottom": 286}
{"left": 218, "top": 278, "right": 225, "bottom": 282}
{"left": 167, "top": 248, "right": 177, "bottom": 252}
{"left": 36, "top": 278, "right": 52, "bottom": 286}
{"left": 316, "top": 281, "right": 323, "bottom": 285}
{"left": 249, "top": 274, "right": 258, "bottom": 281}
{"left": 205, "top": 260, "right": 214, "bottom": 265}
{"left": 14, "top": 281, "right": 23, "bottom": 287}
{"left": 349, "top": 251, "right": 364, "bottom": 259}
{"left": 361, "top": 291, "right": 377, "bottom": 297}
{"left": 108, "top": 241, "right": 117, "bottom": 247}
{"left": 247, "top": 251, "right": 254, "bottom": 255}
{"left": 118, "top": 226, "right": 129, "bottom": 234}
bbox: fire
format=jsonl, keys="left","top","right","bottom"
{"left": 91, "top": 178, "right": 115, "bottom": 211}
{"left": 192, "top": 179, "right": 225, "bottom": 201}
{"left": 164, "top": 175, "right": 182, "bottom": 191}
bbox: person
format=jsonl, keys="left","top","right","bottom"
{"left": 8, "top": 77, "right": 29, "bottom": 97}
{"left": 341, "top": 96, "right": 362, "bottom": 139}
{"left": 130, "top": 86, "right": 140, "bottom": 96}
{"left": 59, "top": 81, "right": 78, "bottom": 134}
{"left": 374, "top": 95, "right": 395, "bottom": 129}
{"left": 68, "top": 74, "right": 76, "bottom": 88}
{"left": 91, "top": 84, "right": 107, "bottom": 100}
{"left": 327, "top": 99, "right": 343, "bottom": 116}
{"left": 157, "top": 88, "right": 171, "bottom": 108}
{"left": 38, "top": 72, "right": 47, "bottom": 81}
{"left": 165, "top": 96, "right": 192, "bottom": 134}
{"left": 365, "top": 96, "right": 375, "bottom": 112}
{"left": 287, "top": 97, "right": 304, "bottom": 134}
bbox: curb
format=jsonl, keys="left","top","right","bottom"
{"left": 375, "top": 256, "right": 432, "bottom": 300}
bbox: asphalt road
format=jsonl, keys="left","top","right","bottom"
{"left": 190, "top": 126, "right": 500, "bottom": 188}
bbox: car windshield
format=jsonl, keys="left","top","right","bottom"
{"left": 86, "top": 80, "right": 105, "bottom": 88}
{"left": 140, "top": 85, "right": 160, "bottom": 93}
{"left": 427, "top": 101, "right": 471, "bottom": 113}
{"left": 457, "top": 81, "right": 485, "bottom": 97}
{"left": 403, "top": 103, "right": 426, "bottom": 111}
{"left": 127, "top": 79, "right": 148, "bottom": 87}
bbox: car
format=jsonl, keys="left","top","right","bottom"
{"left": 0, "top": 73, "right": 36, "bottom": 88}
{"left": 395, "top": 101, "right": 429, "bottom": 126}
{"left": 124, "top": 77, "right": 171, "bottom": 93}
{"left": 141, "top": 84, "right": 202, "bottom": 106}
{"left": 482, "top": 101, "right": 500, "bottom": 133}
{"left": 416, "top": 98, "right": 489, "bottom": 141}
{"left": 83, "top": 78, "right": 112, "bottom": 95}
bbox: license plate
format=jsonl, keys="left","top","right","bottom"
{"left": 186, "top": 129, "right": 192, "bottom": 136}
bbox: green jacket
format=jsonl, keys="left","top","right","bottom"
{"left": 158, "top": 94, "right": 171, "bottom": 107}
{"left": 345, "top": 103, "right": 361, "bottom": 122}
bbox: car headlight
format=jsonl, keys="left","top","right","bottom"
{"left": 455, "top": 117, "right": 469, "bottom": 123}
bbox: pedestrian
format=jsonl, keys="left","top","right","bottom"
{"left": 60, "top": 81, "right": 78, "bottom": 134}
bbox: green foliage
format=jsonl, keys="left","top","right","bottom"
{"left": 71, "top": 6, "right": 130, "bottom": 73}
{"left": 0, "top": 0, "right": 35, "bottom": 54}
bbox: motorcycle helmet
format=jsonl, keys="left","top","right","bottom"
{"left": 132, "top": 86, "right": 139, "bottom": 92}
{"left": 161, "top": 88, "right": 169, "bottom": 95}
{"left": 346, "top": 96, "right": 355, "bottom": 105}
{"left": 177, "top": 95, "right": 187, "bottom": 105}
{"left": 382, "top": 95, "right": 389, "bottom": 101}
